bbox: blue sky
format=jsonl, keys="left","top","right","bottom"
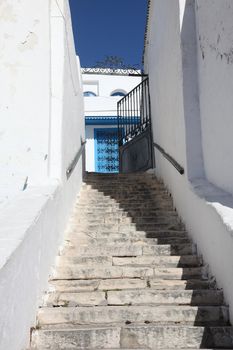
{"left": 69, "top": 0, "right": 148, "bottom": 69}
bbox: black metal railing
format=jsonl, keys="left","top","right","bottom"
{"left": 66, "top": 140, "right": 86, "bottom": 179}
{"left": 117, "top": 77, "right": 151, "bottom": 146}
{"left": 153, "top": 142, "right": 185, "bottom": 175}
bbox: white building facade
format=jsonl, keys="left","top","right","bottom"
{"left": 82, "top": 69, "right": 142, "bottom": 172}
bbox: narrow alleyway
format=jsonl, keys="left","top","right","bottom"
{"left": 31, "top": 173, "right": 233, "bottom": 349}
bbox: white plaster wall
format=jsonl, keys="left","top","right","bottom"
{"left": 144, "top": 0, "right": 233, "bottom": 322}
{"left": 83, "top": 73, "right": 141, "bottom": 97}
{"left": 0, "top": 0, "right": 85, "bottom": 349}
{"left": 83, "top": 73, "right": 142, "bottom": 116}
{"left": 50, "top": 0, "right": 84, "bottom": 181}
{"left": 195, "top": 0, "right": 233, "bottom": 194}
{"left": 0, "top": 0, "right": 51, "bottom": 191}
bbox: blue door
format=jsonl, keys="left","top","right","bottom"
{"left": 94, "top": 128, "right": 119, "bottom": 173}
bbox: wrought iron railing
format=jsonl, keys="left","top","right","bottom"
{"left": 117, "top": 77, "right": 151, "bottom": 146}
{"left": 153, "top": 143, "right": 184, "bottom": 175}
{"left": 66, "top": 140, "right": 86, "bottom": 179}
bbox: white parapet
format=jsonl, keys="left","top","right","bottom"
{"left": 144, "top": 0, "right": 233, "bottom": 323}
{"left": 0, "top": 0, "right": 84, "bottom": 349}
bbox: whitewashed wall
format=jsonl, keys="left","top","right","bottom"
{"left": 144, "top": 0, "right": 233, "bottom": 322}
{"left": 0, "top": 0, "right": 51, "bottom": 193}
{"left": 195, "top": 0, "right": 233, "bottom": 194}
{"left": 83, "top": 73, "right": 142, "bottom": 116}
{"left": 0, "top": 1, "right": 84, "bottom": 349}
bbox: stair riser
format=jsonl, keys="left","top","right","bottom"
{"left": 45, "top": 289, "right": 223, "bottom": 307}
{"left": 65, "top": 237, "right": 192, "bottom": 247}
{"left": 49, "top": 278, "right": 214, "bottom": 293}
{"left": 32, "top": 326, "right": 233, "bottom": 349}
{"left": 62, "top": 244, "right": 196, "bottom": 257}
{"left": 73, "top": 217, "right": 180, "bottom": 225}
{"left": 52, "top": 266, "right": 205, "bottom": 280}
{"left": 57, "top": 255, "right": 202, "bottom": 268}
{"left": 38, "top": 305, "right": 229, "bottom": 326}
{"left": 67, "top": 230, "right": 188, "bottom": 239}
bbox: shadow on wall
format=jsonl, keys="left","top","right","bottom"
{"left": 82, "top": 172, "right": 232, "bottom": 348}
{"left": 181, "top": 0, "right": 205, "bottom": 180}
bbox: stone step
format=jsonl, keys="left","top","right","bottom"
{"left": 68, "top": 230, "right": 189, "bottom": 239}
{"left": 57, "top": 255, "right": 202, "bottom": 268}
{"left": 79, "top": 192, "right": 169, "bottom": 199}
{"left": 45, "top": 291, "right": 107, "bottom": 307}
{"left": 106, "top": 289, "right": 224, "bottom": 306}
{"left": 52, "top": 266, "right": 154, "bottom": 280}
{"left": 56, "top": 256, "right": 113, "bottom": 266}
{"left": 76, "top": 203, "right": 174, "bottom": 210}
{"left": 31, "top": 325, "right": 233, "bottom": 349}
{"left": 148, "top": 278, "right": 214, "bottom": 290}
{"left": 71, "top": 224, "right": 185, "bottom": 233}
{"left": 65, "top": 236, "right": 192, "bottom": 247}
{"left": 73, "top": 217, "right": 179, "bottom": 225}
{"left": 45, "top": 289, "right": 224, "bottom": 308}
{"left": 38, "top": 305, "right": 229, "bottom": 326}
{"left": 75, "top": 209, "right": 178, "bottom": 217}
{"left": 112, "top": 255, "right": 202, "bottom": 267}
{"left": 62, "top": 243, "right": 196, "bottom": 257}
{"left": 49, "top": 278, "right": 214, "bottom": 293}
{"left": 81, "top": 184, "right": 166, "bottom": 191}
{"left": 52, "top": 266, "right": 205, "bottom": 280}
{"left": 49, "top": 278, "right": 148, "bottom": 293}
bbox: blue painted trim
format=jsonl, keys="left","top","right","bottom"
{"left": 94, "top": 128, "right": 98, "bottom": 172}
{"left": 85, "top": 116, "right": 140, "bottom": 126}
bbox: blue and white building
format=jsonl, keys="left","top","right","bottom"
{"left": 82, "top": 68, "right": 142, "bottom": 173}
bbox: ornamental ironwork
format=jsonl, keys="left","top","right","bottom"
{"left": 95, "top": 129, "right": 119, "bottom": 173}
{"left": 81, "top": 67, "right": 146, "bottom": 77}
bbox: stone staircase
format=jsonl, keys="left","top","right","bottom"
{"left": 31, "top": 173, "right": 233, "bottom": 349}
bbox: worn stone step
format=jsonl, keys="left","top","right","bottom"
{"left": 153, "top": 266, "right": 206, "bottom": 279}
{"left": 68, "top": 230, "right": 189, "bottom": 240}
{"left": 49, "top": 278, "right": 148, "bottom": 293}
{"left": 76, "top": 209, "right": 178, "bottom": 217}
{"left": 49, "top": 278, "right": 214, "bottom": 293}
{"left": 65, "top": 236, "right": 192, "bottom": 247}
{"left": 61, "top": 244, "right": 143, "bottom": 257}
{"left": 45, "top": 291, "right": 107, "bottom": 307}
{"left": 45, "top": 289, "right": 224, "bottom": 308}
{"left": 77, "top": 198, "right": 172, "bottom": 205}
{"left": 62, "top": 243, "right": 196, "bottom": 257}
{"left": 49, "top": 278, "right": 213, "bottom": 294}
{"left": 107, "top": 289, "right": 224, "bottom": 306}
{"left": 52, "top": 266, "right": 154, "bottom": 280}
{"left": 32, "top": 326, "right": 121, "bottom": 349}
{"left": 149, "top": 278, "right": 215, "bottom": 290}
{"left": 76, "top": 202, "right": 174, "bottom": 210}
{"left": 38, "top": 305, "right": 229, "bottom": 326}
{"left": 71, "top": 223, "right": 184, "bottom": 233}
{"left": 143, "top": 243, "right": 196, "bottom": 255}
{"left": 58, "top": 255, "right": 201, "bottom": 268}
{"left": 112, "top": 255, "right": 202, "bottom": 267}
{"left": 32, "top": 325, "right": 233, "bottom": 349}
{"left": 56, "top": 255, "right": 112, "bottom": 266}
{"left": 52, "top": 265, "right": 205, "bottom": 281}
{"left": 73, "top": 217, "right": 179, "bottom": 225}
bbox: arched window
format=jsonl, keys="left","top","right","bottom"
{"left": 83, "top": 91, "right": 97, "bottom": 97}
{"left": 110, "top": 90, "right": 127, "bottom": 97}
